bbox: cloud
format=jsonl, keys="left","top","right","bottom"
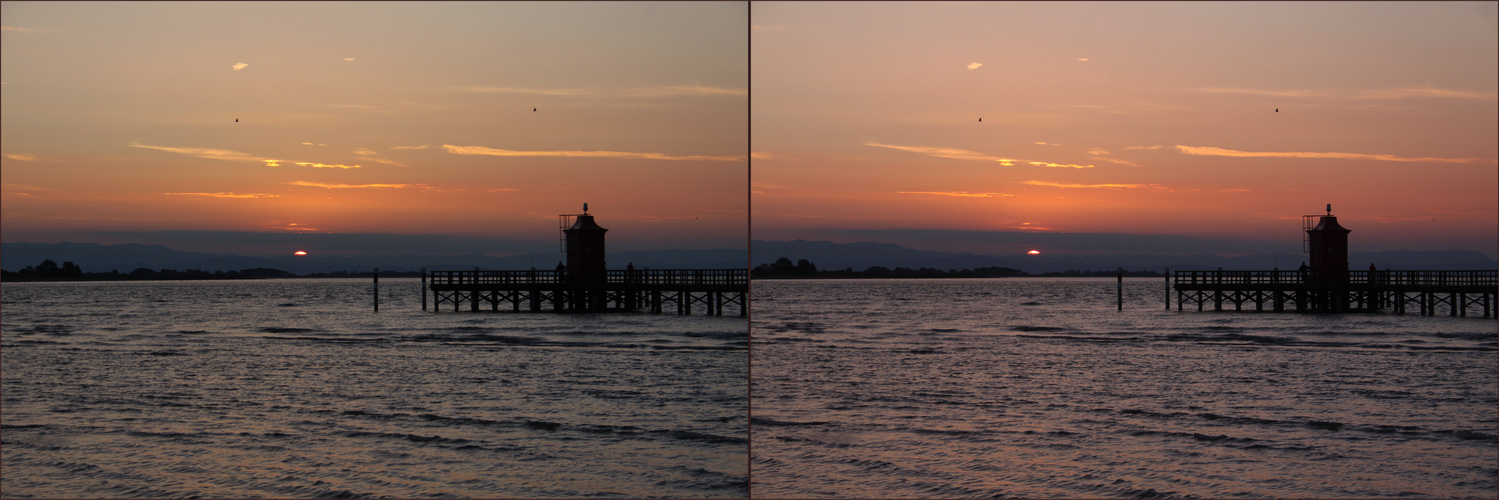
{"left": 232, "top": 62, "right": 248, "bottom": 71}
{"left": 164, "top": 192, "right": 279, "bottom": 199}
{"left": 292, "top": 162, "right": 361, "bottom": 169}
{"left": 866, "top": 141, "right": 1097, "bottom": 168}
{"left": 1090, "top": 156, "right": 1140, "bottom": 167}
{"left": 288, "top": 181, "right": 427, "bottom": 189}
{"left": 390, "top": 145, "right": 430, "bottom": 150}
{"left": 2, "top": 26, "right": 48, "bottom": 32}
{"left": 443, "top": 144, "right": 743, "bottom": 162}
{"left": 342, "top": 57, "right": 355, "bottom": 61}
{"left": 486, "top": 187, "right": 519, "bottom": 192}
{"left": 1076, "top": 58, "right": 1089, "bottom": 62}
{"left": 967, "top": 62, "right": 982, "bottom": 70}
{"left": 899, "top": 191, "right": 1012, "bottom": 198}
{"left": 4, "top": 153, "right": 38, "bottom": 161}
{"left": 1023, "top": 180, "right": 1162, "bottom": 189}
{"left": 1086, "top": 148, "right": 1109, "bottom": 155}
{"left": 1027, "top": 161, "right": 1094, "bottom": 169}
{"left": 750, "top": 152, "right": 773, "bottom": 160}
{"left": 352, "top": 148, "right": 377, "bottom": 156}
{"left": 300, "top": 142, "right": 327, "bottom": 147}
{"left": 1125, "top": 145, "right": 1164, "bottom": 150}
{"left": 1174, "top": 145, "right": 1494, "bottom": 164}
{"left": 864, "top": 142, "right": 1019, "bottom": 165}
{"left": 130, "top": 143, "right": 281, "bottom": 164}
{"left": 131, "top": 142, "right": 363, "bottom": 168}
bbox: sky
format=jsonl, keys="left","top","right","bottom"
{"left": 2, "top": 1, "right": 747, "bottom": 257}
{"left": 751, "top": 2, "right": 1498, "bottom": 259}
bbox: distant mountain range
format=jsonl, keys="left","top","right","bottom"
{"left": 1, "top": 242, "right": 747, "bottom": 275}
{"left": 750, "top": 239, "right": 1498, "bottom": 274}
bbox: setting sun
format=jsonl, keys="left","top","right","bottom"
{"left": 1027, "top": 250, "right": 1041, "bottom": 255}
{"left": 293, "top": 251, "right": 308, "bottom": 256}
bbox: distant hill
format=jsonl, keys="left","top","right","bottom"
{"left": 2, "top": 242, "right": 747, "bottom": 274}
{"left": 751, "top": 240, "right": 1497, "bottom": 274}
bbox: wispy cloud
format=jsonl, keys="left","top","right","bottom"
{"left": 164, "top": 192, "right": 279, "bottom": 199}
{"left": 2, "top": 26, "right": 49, "bottom": 32}
{"left": 443, "top": 144, "right": 743, "bottom": 162}
{"left": 1027, "top": 162, "right": 1094, "bottom": 169}
{"left": 131, "top": 142, "right": 362, "bottom": 168}
{"left": 352, "top": 148, "right": 377, "bottom": 156}
{"left": 1175, "top": 145, "right": 1494, "bottom": 164}
{"left": 342, "top": 57, "right": 355, "bottom": 62}
{"left": 1076, "top": 58, "right": 1089, "bottom": 62}
{"left": 301, "top": 142, "right": 327, "bottom": 147}
{"left": 864, "top": 142, "right": 1019, "bottom": 165}
{"left": 899, "top": 191, "right": 1012, "bottom": 198}
{"left": 390, "top": 145, "right": 430, "bottom": 150}
{"left": 1124, "top": 145, "right": 1164, "bottom": 150}
{"left": 866, "top": 141, "right": 1095, "bottom": 168}
{"left": 967, "top": 62, "right": 983, "bottom": 70}
{"left": 1090, "top": 156, "right": 1140, "bottom": 167}
{"left": 1086, "top": 148, "right": 1110, "bottom": 156}
{"left": 288, "top": 181, "right": 427, "bottom": 189}
{"left": 1023, "top": 180, "right": 1163, "bottom": 190}
{"left": 4, "top": 153, "right": 38, "bottom": 161}
{"left": 130, "top": 143, "right": 281, "bottom": 165}
{"left": 292, "top": 162, "right": 361, "bottom": 169}
{"left": 232, "top": 62, "right": 248, "bottom": 71}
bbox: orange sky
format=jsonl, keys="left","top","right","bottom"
{"left": 2, "top": 2, "right": 747, "bottom": 254}
{"left": 751, "top": 2, "right": 1497, "bottom": 257}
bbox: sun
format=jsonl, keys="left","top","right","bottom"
{"left": 293, "top": 250, "right": 308, "bottom": 256}
{"left": 1027, "top": 250, "right": 1041, "bottom": 255}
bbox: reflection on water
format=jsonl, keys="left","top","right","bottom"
{"left": 2, "top": 279, "right": 748, "bottom": 499}
{"left": 751, "top": 278, "right": 1497, "bottom": 499}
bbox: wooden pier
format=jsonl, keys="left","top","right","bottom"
{"left": 423, "top": 269, "right": 747, "bottom": 316}
{"left": 1172, "top": 269, "right": 1498, "bottom": 318}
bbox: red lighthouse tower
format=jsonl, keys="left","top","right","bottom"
{"left": 1304, "top": 203, "right": 1350, "bottom": 285}
{"left": 563, "top": 203, "right": 607, "bottom": 284}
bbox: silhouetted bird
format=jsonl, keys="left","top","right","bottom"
{"left": 978, "top": 117, "right": 982, "bottom": 122}
{"left": 533, "top": 108, "right": 537, "bottom": 112}
{"left": 1275, "top": 109, "right": 1278, "bottom": 113}
{"left": 235, "top": 118, "right": 239, "bottom": 122}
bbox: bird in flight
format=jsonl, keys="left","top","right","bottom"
{"left": 235, "top": 118, "right": 239, "bottom": 122}
{"left": 1275, "top": 109, "right": 1278, "bottom": 113}
{"left": 978, "top": 117, "right": 982, "bottom": 122}
{"left": 533, "top": 108, "right": 537, "bottom": 112}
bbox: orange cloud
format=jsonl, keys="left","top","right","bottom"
{"left": 1174, "top": 145, "right": 1493, "bottom": 164}
{"left": 4, "top": 153, "right": 38, "bottom": 161}
{"left": 292, "top": 162, "right": 361, "bottom": 169}
{"left": 866, "top": 141, "right": 1094, "bottom": 168}
{"left": 164, "top": 192, "right": 279, "bottom": 199}
{"left": 288, "top": 181, "right": 427, "bottom": 189}
{"left": 130, "top": 143, "right": 283, "bottom": 164}
{"left": 899, "top": 191, "right": 1013, "bottom": 198}
{"left": 443, "top": 144, "right": 743, "bottom": 162}
{"left": 1023, "top": 180, "right": 1163, "bottom": 189}
{"left": 967, "top": 62, "right": 983, "bottom": 70}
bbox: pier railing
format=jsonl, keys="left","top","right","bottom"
{"left": 1173, "top": 269, "right": 1497, "bottom": 288}
{"left": 428, "top": 268, "right": 748, "bottom": 287}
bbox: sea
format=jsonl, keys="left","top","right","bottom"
{"left": 750, "top": 278, "right": 1497, "bottom": 499}
{"left": 1, "top": 278, "right": 748, "bottom": 499}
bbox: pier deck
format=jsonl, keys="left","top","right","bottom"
{"left": 1171, "top": 269, "right": 1497, "bottom": 317}
{"left": 424, "top": 269, "right": 747, "bottom": 316}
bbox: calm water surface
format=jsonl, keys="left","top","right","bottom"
{"left": 2, "top": 279, "right": 747, "bottom": 499}
{"left": 751, "top": 278, "right": 1497, "bottom": 499}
